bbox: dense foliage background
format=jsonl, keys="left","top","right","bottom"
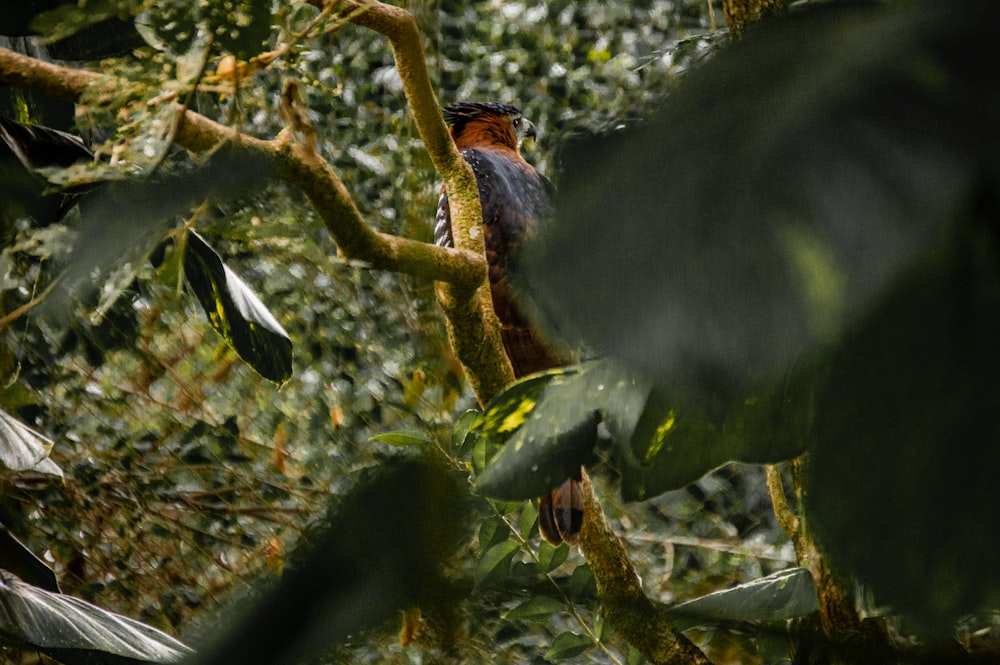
{"left": 13, "top": 1, "right": 996, "bottom": 663}
{"left": 0, "top": 1, "right": 793, "bottom": 662}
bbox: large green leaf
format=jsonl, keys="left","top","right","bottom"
{"left": 667, "top": 567, "right": 818, "bottom": 631}
{"left": 512, "top": 0, "right": 1000, "bottom": 627}
{"left": 523, "top": 2, "right": 989, "bottom": 405}
{"left": 472, "top": 358, "right": 811, "bottom": 502}
{"left": 183, "top": 230, "right": 293, "bottom": 383}
{"left": 806, "top": 223, "right": 1000, "bottom": 625}
{"left": 0, "top": 570, "right": 193, "bottom": 663}
{"left": 620, "top": 365, "right": 817, "bottom": 501}
{"left": 474, "top": 359, "right": 647, "bottom": 500}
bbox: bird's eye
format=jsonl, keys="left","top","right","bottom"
{"left": 512, "top": 117, "right": 521, "bottom": 128}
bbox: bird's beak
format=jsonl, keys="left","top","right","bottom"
{"left": 522, "top": 118, "right": 538, "bottom": 141}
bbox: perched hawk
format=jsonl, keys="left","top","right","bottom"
{"left": 435, "top": 102, "right": 582, "bottom": 545}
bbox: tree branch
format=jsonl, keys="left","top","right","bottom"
{"left": 580, "top": 471, "right": 712, "bottom": 665}
{"left": 331, "top": 0, "right": 516, "bottom": 402}
{"left": 0, "top": 42, "right": 509, "bottom": 401}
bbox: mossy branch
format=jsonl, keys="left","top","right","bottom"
{"left": 323, "top": 0, "right": 516, "bottom": 402}
{"left": 0, "top": 38, "right": 509, "bottom": 402}
{"left": 579, "top": 471, "right": 712, "bottom": 665}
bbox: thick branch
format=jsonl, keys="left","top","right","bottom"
{"left": 333, "top": 0, "right": 516, "bottom": 401}
{"left": 0, "top": 47, "right": 481, "bottom": 287}
{"left": 579, "top": 471, "right": 712, "bottom": 665}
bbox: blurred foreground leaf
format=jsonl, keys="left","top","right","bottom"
{"left": 806, "top": 219, "right": 1000, "bottom": 625}
{"left": 526, "top": 1, "right": 989, "bottom": 403}
{"left": 190, "top": 456, "right": 469, "bottom": 665}
{"left": 473, "top": 359, "right": 810, "bottom": 502}
{"left": 519, "top": 0, "right": 1000, "bottom": 629}
{"left": 474, "top": 360, "right": 645, "bottom": 500}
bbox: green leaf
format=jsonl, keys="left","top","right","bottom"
{"left": 477, "top": 516, "right": 509, "bottom": 554}
{"left": 370, "top": 430, "right": 431, "bottom": 447}
{"left": 667, "top": 567, "right": 818, "bottom": 631}
{"left": 567, "top": 564, "right": 596, "bottom": 601}
{"left": 0, "top": 570, "right": 193, "bottom": 663}
{"left": 450, "top": 409, "right": 481, "bottom": 457}
{"left": 536, "top": 541, "right": 569, "bottom": 573}
{"left": 183, "top": 230, "right": 293, "bottom": 383}
{"left": 519, "top": 500, "right": 539, "bottom": 540}
{"left": 475, "top": 359, "right": 648, "bottom": 500}
{"left": 474, "top": 541, "right": 519, "bottom": 590}
{"left": 620, "top": 368, "right": 815, "bottom": 500}
{"left": 806, "top": 223, "right": 1000, "bottom": 625}
{"left": 0, "top": 408, "right": 62, "bottom": 478}
{"left": 505, "top": 596, "right": 564, "bottom": 621}
{"left": 544, "top": 631, "right": 592, "bottom": 661}
{"left": 523, "top": 2, "right": 989, "bottom": 407}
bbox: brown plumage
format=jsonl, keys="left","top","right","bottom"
{"left": 435, "top": 102, "right": 582, "bottom": 545}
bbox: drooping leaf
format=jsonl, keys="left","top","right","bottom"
{"left": 667, "top": 567, "right": 818, "bottom": 631}
{"left": 0, "top": 527, "right": 60, "bottom": 593}
{"left": 524, "top": 2, "right": 990, "bottom": 407}
{"left": 806, "top": 221, "right": 1000, "bottom": 626}
{"left": 473, "top": 540, "right": 519, "bottom": 590}
{"left": 370, "top": 429, "right": 431, "bottom": 447}
{"left": 0, "top": 408, "right": 63, "bottom": 478}
{"left": 51, "top": 148, "right": 273, "bottom": 317}
{"left": 183, "top": 229, "right": 293, "bottom": 383}
{"left": 475, "top": 359, "right": 647, "bottom": 500}
{"left": 0, "top": 570, "right": 193, "bottom": 663}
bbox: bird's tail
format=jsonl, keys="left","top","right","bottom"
{"left": 538, "top": 474, "right": 583, "bottom": 545}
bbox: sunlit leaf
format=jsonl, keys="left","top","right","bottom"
{"left": 475, "top": 359, "right": 647, "bottom": 500}
{"left": 667, "top": 567, "right": 818, "bottom": 631}
{"left": 183, "top": 229, "right": 293, "bottom": 383}
{"left": 0, "top": 408, "right": 62, "bottom": 478}
{"left": 0, "top": 570, "right": 193, "bottom": 663}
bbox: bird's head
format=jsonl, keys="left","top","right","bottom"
{"left": 443, "top": 101, "right": 536, "bottom": 153}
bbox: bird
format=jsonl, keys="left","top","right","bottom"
{"left": 434, "top": 101, "right": 583, "bottom": 545}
